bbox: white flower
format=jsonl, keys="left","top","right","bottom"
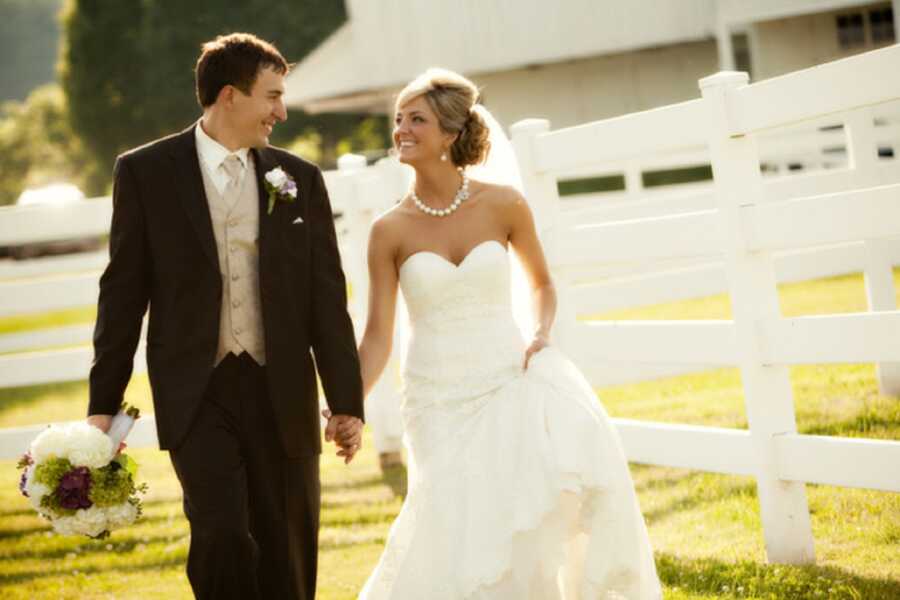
{"left": 265, "top": 167, "right": 288, "bottom": 188}
{"left": 29, "top": 426, "right": 67, "bottom": 463}
{"left": 52, "top": 506, "right": 109, "bottom": 538}
{"left": 24, "top": 469, "right": 54, "bottom": 516}
{"left": 31, "top": 422, "right": 113, "bottom": 469}
{"left": 105, "top": 502, "right": 138, "bottom": 528}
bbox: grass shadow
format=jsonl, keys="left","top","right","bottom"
{"left": 0, "top": 551, "right": 187, "bottom": 586}
{"left": 379, "top": 463, "right": 407, "bottom": 499}
{"left": 0, "top": 512, "right": 184, "bottom": 542}
{"left": 3, "top": 532, "right": 189, "bottom": 562}
{"left": 800, "top": 400, "right": 900, "bottom": 439}
{"left": 0, "top": 380, "right": 87, "bottom": 419}
{"left": 322, "top": 464, "right": 408, "bottom": 498}
{"left": 322, "top": 474, "right": 387, "bottom": 494}
{"left": 642, "top": 477, "right": 757, "bottom": 527}
{"left": 656, "top": 552, "right": 900, "bottom": 600}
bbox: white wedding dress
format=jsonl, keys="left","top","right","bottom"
{"left": 359, "top": 240, "right": 661, "bottom": 599}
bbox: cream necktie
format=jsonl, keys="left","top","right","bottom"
{"left": 221, "top": 154, "right": 244, "bottom": 209}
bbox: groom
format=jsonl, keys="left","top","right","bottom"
{"left": 85, "top": 33, "right": 364, "bottom": 599}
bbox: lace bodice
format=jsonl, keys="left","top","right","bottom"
{"left": 398, "top": 240, "right": 526, "bottom": 407}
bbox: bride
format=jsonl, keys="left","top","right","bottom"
{"left": 353, "top": 68, "right": 661, "bottom": 599}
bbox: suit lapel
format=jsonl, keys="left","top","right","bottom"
{"left": 171, "top": 125, "right": 219, "bottom": 269}
{"left": 252, "top": 147, "right": 275, "bottom": 264}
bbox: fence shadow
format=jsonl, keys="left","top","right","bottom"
{"left": 656, "top": 552, "right": 900, "bottom": 600}
{"left": 0, "top": 549, "right": 187, "bottom": 587}
{"left": 322, "top": 463, "right": 408, "bottom": 499}
{"left": 0, "top": 380, "right": 86, "bottom": 419}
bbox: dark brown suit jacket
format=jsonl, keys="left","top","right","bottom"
{"left": 88, "top": 124, "right": 364, "bottom": 457}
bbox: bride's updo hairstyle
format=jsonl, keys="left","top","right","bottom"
{"left": 396, "top": 68, "right": 491, "bottom": 167}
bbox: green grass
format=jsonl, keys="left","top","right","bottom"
{"left": 0, "top": 307, "right": 95, "bottom": 336}
{"left": 0, "top": 271, "right": 898, "bottom": 598}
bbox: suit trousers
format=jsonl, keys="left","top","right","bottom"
{"left": 169, "top": 352, "right": 320, "bottom": 600}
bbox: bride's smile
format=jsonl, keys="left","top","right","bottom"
{"left": 393, "top": 95, "right": 458, "bottom": 167}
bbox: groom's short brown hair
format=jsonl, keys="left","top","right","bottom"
{"left": 195, "top": 33, "right": 290, "bottom": 107}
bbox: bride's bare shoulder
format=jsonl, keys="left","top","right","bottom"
{"left": 369, "top": 199, "right": 415, "bottom": 249}
{"left": 468, "top": 179, "right": 529, "bottom": 216}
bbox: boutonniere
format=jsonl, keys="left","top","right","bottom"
{"left": 264, "top": 167, "right": 298, "bottom": 214}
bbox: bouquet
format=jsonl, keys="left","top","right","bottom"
{"left": 16, "top": 404, "right": 148, "bottom": 538}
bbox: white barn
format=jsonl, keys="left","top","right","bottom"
{"left": 285, "top": 0, "right": 898, "bottom": 130}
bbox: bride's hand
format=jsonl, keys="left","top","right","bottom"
{"left": 523, "top": 333, "right": 550, "bottom": 370}
{"left": 322, "top": 409, "right": 364, "bottom": 464}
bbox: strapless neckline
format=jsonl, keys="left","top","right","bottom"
{"left": 398, "top": 239, "right": 506, "bottom": 273}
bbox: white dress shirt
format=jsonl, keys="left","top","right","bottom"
{"left": 194, "top": 120, "right": 250, "bottom": 195}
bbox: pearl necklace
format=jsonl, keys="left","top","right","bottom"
{"left": 412, "top": 169, "right": 469, "bottom": 217}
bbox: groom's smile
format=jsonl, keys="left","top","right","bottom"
{"left": 232, "top": 66, "right": 287, "bottom": 149}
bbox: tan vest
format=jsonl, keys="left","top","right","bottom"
{"left": 199, "top": 157, "right": 267, "bottom": 366}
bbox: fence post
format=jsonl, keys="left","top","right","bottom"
{"left": 335, "top": 154, "right": 405, "bottom": 456}
{"left": 511, "top": 119, "right": 576, "bottom": 352}
{"left": 700, "top": 71, "right": 816, "bottom": 564}
{"left": 844, "top": 109, "right": 900, "bottom": 396}
{"left": 337, "top": 154, "right": 369, "bottom": 326}
{"left": 625, "top": 161, "right": 644, "bottom": 199}
{"left": 864, "top": 240, "right": 900, "bottom": 396}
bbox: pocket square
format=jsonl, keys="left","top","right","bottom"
{"left": 292, "top": 216, "right": 304, "bottom": 224}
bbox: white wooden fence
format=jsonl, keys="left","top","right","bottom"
{"left": 1, "top": 45, "right": 899, "bottom": 565}
{"left": 508, "top": 44, "right": 900, "bottom": 565}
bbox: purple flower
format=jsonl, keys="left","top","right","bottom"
{"left": 17, "top": 453, "right": 33, "bottom": 497}
{"left": 56, "top": 467, "right": 93, "bottom": 510}
{"left": 264, "top": 167, "right": 298, "bottom": 214}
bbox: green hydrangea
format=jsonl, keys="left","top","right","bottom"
{"left": 89, "top": 463, "right": 136, "bottom": 508}
{"left": 33, "top": 457, "right": 72, "bottom": 488}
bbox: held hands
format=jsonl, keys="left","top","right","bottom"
{"left": 322, "top": 409, "right": 364, "bottom": 464}
{"left": 523, "top": 332, "right": 550, "bottom": 371}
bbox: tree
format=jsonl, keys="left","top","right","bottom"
{"left": 0, "top": 0, "right": 63, "bottom": 102}
{"left": 60, "top": 0, "right": 384, "bottom": 193}
{"left": 0, "top": 83, "right": 98, "bottom": 206}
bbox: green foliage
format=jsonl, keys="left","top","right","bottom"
{"left": 59, "top": 0, "right": 381, "bottom": 181}
{"left": 334, "top": 115, "right": 392, "bottom": 163}
{"left": 557, "top": 174, "right": 625, "bottom": 196}
{"left": 114, "top": 453, "right": 137, "bottom": 478}
{"left": 643, "top": 164, "right": 713, "bottom": 188}
{"left": 0, "top": 306, "right": 96, "bottom": 336}
{"left": 32, "top": 457, "right": 76, "bottom": 516}
{"left": 0, "top": 83, "right": 99, "bottom": 204}
{"left": 0, "top": 0, "right": 63, "bottom": 102}
{"left": 89, "top": 462, "right": 135, "bottom": 508}
{"left": 656, "top": 553, "right": 888, "bottom": 599}
{"left": 32, "top": 456, "right": 72, "bottom": 488}
{"left": 556, "top": 164, "right": 714, "bottom": 197}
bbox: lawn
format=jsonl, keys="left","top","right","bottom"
{"left": 0, "top": 270, "right": 898, "bottom": 598}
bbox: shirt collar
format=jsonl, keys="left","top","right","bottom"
{"left": 195, "top": 119, "right": 250, "bottom": 173}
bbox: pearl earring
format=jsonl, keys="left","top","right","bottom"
{"left": 440, "top": 151, "right": 448, "bottom": 162}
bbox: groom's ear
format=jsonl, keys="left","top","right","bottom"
{"left": 217, "top": 85, "right": 235, "bottom": 107}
